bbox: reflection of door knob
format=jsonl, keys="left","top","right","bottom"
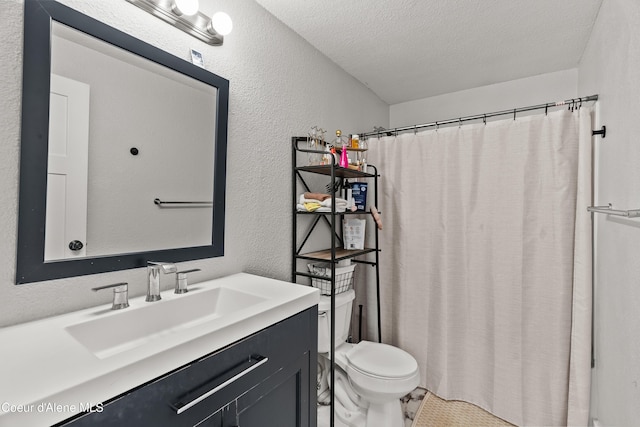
{"left": 69, "top": 240, "right": 84, "bottom": 251}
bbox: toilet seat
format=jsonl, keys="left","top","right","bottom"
{"left": 341, "top": 341, "right": 421, "bottom": 404}
{"left": 346, "top": 341, "right": 419, "bottom": 379}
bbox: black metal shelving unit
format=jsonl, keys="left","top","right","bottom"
{"left": 291, "top": 136, "right": 381, "bottom": 427}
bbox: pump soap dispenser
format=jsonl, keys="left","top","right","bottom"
{"left": 334, "top": 130, "right": 349, "bottom": 168}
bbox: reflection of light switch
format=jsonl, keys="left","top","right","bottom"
{"left": 190, "top": 49, "right": 205, "bottom": 68}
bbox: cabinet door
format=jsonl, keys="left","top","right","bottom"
{"left": 187, "top": 406, "right": 223, "bottom": 427}
{"left": 57, "top": 307, "right": 316, "bottom": 427}
{"left": 233, "top": 352, "right": 315, "bottom": 427}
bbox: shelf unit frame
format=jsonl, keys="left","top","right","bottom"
{"left": 291, "top": 136, "right": 381, "bottom": 427}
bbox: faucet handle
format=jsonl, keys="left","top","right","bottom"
{"left": 175, "top": 269, "right": 200, "bottom": 294}
{"left": 92, "top": 282, "right": 129, "bottom": 310}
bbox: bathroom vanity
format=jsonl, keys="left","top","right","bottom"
{"left": 60, "top": 307, "right": 317, "bottom": 427}
{"left": 0, "top": 274, "right": 319, "bottom": 427}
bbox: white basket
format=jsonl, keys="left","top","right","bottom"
{"left": 308, "top": 263, "right": 356, "bottom": 295}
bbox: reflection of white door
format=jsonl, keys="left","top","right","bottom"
{"left": 45, "top": 74, "right": 90, "bottom": 260}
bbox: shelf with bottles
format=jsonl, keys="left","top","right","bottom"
{"left": 338, "top": 146, "right": 368, "bottom": 152}
{"left": 301, "top": 129, "right": 369, "bottom": 172}
{"left": 294, "top": 164, "right": 375, "bottom": 178}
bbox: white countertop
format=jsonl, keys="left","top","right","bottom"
{"left": 0, "top": 273, "right": 318, "bottom": 427}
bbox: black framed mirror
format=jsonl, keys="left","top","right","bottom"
{"left": 17, "top": 0, "right": 229, "bottom": 284}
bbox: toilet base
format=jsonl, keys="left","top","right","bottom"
{"left": 317, "top": 354, "right": 406, "bottom": 427}
{"left": 334, "top": 400, "right": 367, "bottom": 427}
{"left": 365, "top": 398, "right": 403, "bottom": 427}
{"left": 317, "top": 403, "right": 352, "bottom": 427}
{"left": 318, "top": 396, "right": 403, "bottom": 427}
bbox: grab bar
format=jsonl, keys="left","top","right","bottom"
{"left": 587, "top": 204, "right": 640, "bottom": 218}
{"left": 154, "top": 198, "right": 213, "bottom": 207}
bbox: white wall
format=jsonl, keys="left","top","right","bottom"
{"left": 0, "top": 0, "right": 388, "bottom": 327}
{"left": 578, "top": 0, "right": 640, "bottom": 425}
{"left": 390, "top": 69, "right": 578, "bottom": 128}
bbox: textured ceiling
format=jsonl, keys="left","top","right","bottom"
{"left": 254, "top": 0, "right": 603, "bottom": 105}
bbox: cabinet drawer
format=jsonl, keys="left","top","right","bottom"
{"left": 58, "top": 307, "right": 316, "bottom": 427}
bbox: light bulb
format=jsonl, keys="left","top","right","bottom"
{"left": 209, "top": 11, "right": 233, "bottom": 36}
{"left": 172, "top": 0, "right": 199, "bottom": 16}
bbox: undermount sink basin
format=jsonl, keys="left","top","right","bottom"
{"left": 66, "top": 286, "right": 267, "bottom": 359}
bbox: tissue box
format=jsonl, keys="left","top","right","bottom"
{"left": 343, "top": 218, "right": 366, "bottom": 250}
{"left": 351, "top": 182, "right": 368, "bottom": 211}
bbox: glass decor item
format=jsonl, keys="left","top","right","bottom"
{"left": 306, "top": 126, "right": 325, "bottom": 166}
{"left": 306, "top": 127, "right": 318, "bottom": 166}
{"left": 358, "top": 136, "right": 368, "bottom": 171}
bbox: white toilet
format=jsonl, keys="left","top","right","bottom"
{"left": 317, "top": 289, "right": 420, "bottom": 427}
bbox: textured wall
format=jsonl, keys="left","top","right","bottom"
{"left": 390, "top": 69, "right": 579, "bottom": 128}
{"left": 0, "top": 0, "right": 388, "bottom": 327}
{"left": 578, "top": 0, "right": 640, "bottom": 425}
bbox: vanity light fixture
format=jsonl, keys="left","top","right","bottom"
{"left": 173, "top": 0, "right": 199, "bottom": 16}
{"left": 126, "top": 0, "right": 232, "bottom": 46}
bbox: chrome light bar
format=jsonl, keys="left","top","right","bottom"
{"left": 126, "top": 0, "right": 224, "bottom": 46}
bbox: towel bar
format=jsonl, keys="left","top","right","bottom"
{"left": 154, "top": 198, "right": 213, "bottom": 207}
{"left": 587, "top": 204, "right": 640, "bottom": 218}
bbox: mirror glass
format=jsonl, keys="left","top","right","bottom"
{"left": 17, "top": 0, "right": 228, "bottom": 284}
{"left": 47, "top": 22, "right": 215, "bottom": 260}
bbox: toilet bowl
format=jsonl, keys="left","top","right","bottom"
{"left": 317, "top": 289, "right": 420, "bottom": 427}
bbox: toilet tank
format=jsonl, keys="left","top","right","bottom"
{"left": 317, "top": 289, "right": 355, "bottom": 353}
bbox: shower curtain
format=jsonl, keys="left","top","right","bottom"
{"left": 366, "top": 108, "right": 592, "bottom": 427}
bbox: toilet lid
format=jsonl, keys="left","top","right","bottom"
{"left": 345, "top": 341, "right": 418, "bottom": 379}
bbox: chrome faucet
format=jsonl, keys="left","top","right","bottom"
{"left": 92, "top": 282, "right": 129, "bottom": 310}
{"left": 146, "top": 261, "right": 177, "bottom": 302}
{"left": 175, "top": 268, "right": 201, "bottom": 294}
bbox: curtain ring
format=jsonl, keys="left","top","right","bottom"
{"left": 435, "top": 121, "right": 439, "bottom": 131}
{"left": 545, "top": 105, "right": 548, "bottom": 115}
{"left": 513, "top": 108, "right": 517, "bottom": 121}
{"left": 483, "top": 114, "right": 486, "bottom": 125}
{"left": 414, "top": 125, "right": 417, "bottom": 135}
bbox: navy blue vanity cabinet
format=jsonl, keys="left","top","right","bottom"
{"left": 57, "top": 307, "right": 318, "bottom": 427}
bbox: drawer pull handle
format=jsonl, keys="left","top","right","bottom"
{"left": 172, "top": 354, "right": 268, "bottom": 414}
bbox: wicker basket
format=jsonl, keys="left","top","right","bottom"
{"left": 308, "top": 263, "right": 356, "bottom": 295}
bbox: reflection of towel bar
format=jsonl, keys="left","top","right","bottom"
{"left": 154, "top": 198, "right": 213, "bottom": 207}
{"left": 587, "top": 204, "right": 640, "bottom": 218}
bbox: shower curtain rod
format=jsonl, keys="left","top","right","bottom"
{"left": 360, "top": 94, "right": 600, "bottom": 138}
